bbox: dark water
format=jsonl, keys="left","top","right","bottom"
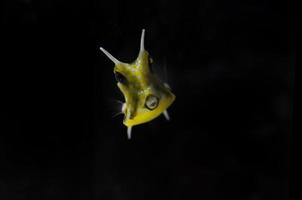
{"left": 1, "top": 0, "right": 295, "bottom": 199}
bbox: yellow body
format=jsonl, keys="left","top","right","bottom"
{"left": 100, "top": 29, "right": 175, "bottom": 138}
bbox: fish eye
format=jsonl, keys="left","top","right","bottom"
{"left": 114, "top": 72, "right": 127, "bottom": 84}
{"left": 145, "top": 95, "right": 159, "bottom": 110}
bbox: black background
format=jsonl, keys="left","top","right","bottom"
{"left": 1, "top": 0, "right": 295, "bottom": 199}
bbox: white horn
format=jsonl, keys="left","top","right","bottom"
{"left": 100, "top": 47, "right": 121, "bottom": 65}
{"left": 139, "top": 29, "right": 145, "bottom": 54}
{"left": 163, "top": 110, "right": 170, "bottom": 121}
{"left": 127, "top": 126, "right": 132, "bottom": 139}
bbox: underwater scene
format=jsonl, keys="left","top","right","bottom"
{"left": 1, "top": 0, "right": 295, "bottom": 199}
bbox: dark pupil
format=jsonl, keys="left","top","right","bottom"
{"left": 149, "top": 101, "right": 156, "bottom": 107}
{"left": 115, "top": 72, "right": 127, "bottom": 84}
